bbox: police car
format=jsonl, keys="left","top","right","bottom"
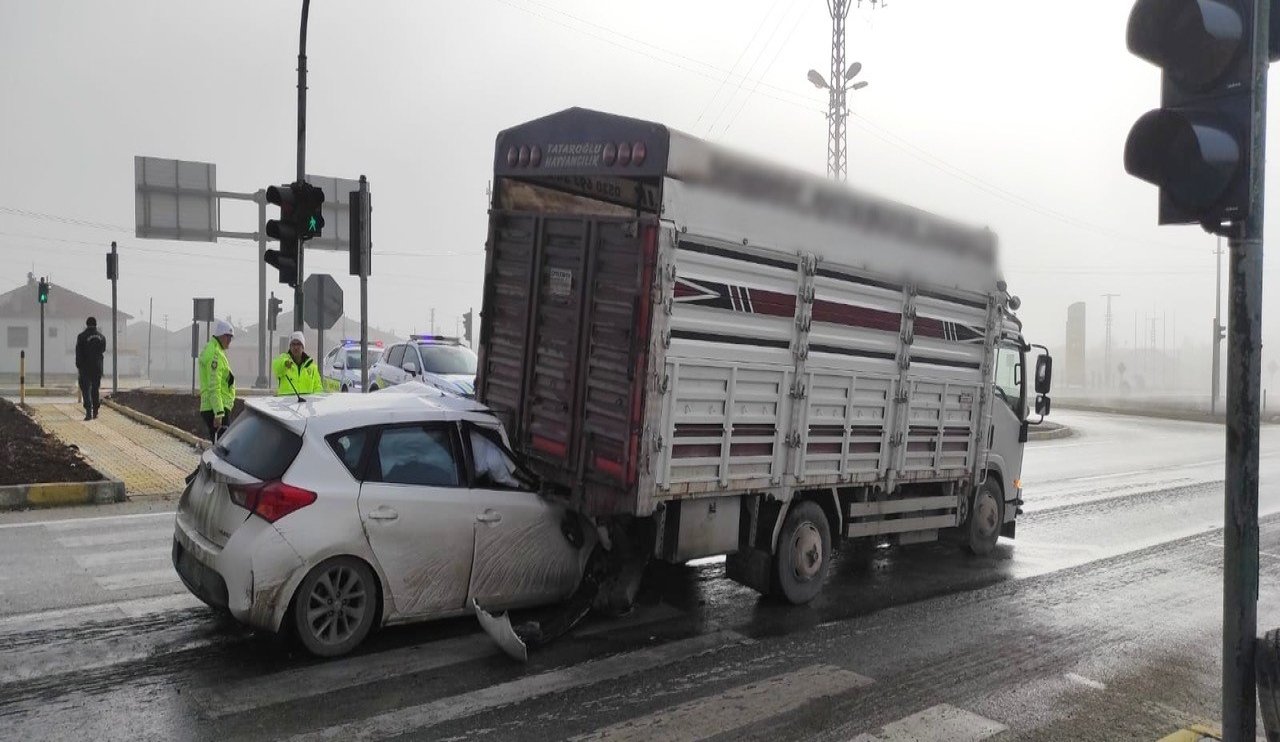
{"left": 368, "top": 335, "right": 477, "bottom": 398}
{"left": 321, "top": 340, "right": 385, "bottom": 393}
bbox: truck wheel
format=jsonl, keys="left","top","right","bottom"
{"left": 291, "top": 557, "right": 378, "bottom": 658}
{"left": 771, "top": 500, "right": 831, "bottom": 605}
{"left": 964, "top": 480, "right": 1002, "bottom": 556}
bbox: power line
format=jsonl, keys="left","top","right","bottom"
{"left": 692, "top": 0, "right": 783, "bottom": 132}
{"left": 720, "top": 2, "right": 814, "bottom": 137}
{"left": 703, "top": 1, "right": 800, "bottom": 136}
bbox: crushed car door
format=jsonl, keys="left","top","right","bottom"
{"left": 465, "top": 424, "right": 587, "bottom": 612}
{"left": 358, "top": 422, "right": 477, "bottom": 617}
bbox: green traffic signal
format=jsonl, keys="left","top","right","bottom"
{"left": 36, "top": 280, "right": 49, "bottom": 304}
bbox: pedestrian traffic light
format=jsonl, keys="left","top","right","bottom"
{"left": 268, "top": 294, "right": 283, "bottom": 332}
{"left": 294, "top": 181, "right": 325, "bottom": 241}
{"left": 265, "top": 183, "right": 300, "bottom": 287}
{"left": 1123, "top": 0, "right": 1280, "bottom": 231}
{"left": 36, "top": 278, "right": 49, "bottom": 304}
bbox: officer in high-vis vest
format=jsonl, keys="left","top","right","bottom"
{"left": 273, "top": 331, "right": 325, "bottom": 397}
{"left": 198, "top": 320, "right": 237, "bottom": 441}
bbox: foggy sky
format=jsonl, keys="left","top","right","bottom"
{"left": 0, "top": 0, "right": 1270, "bottom": 369}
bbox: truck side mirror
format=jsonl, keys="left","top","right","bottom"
{"left": 1035, "top": 355, "right": 1053, "bottom": 395}
{"left": 1035, "top": 394, "right": 1051, "bottom": 417}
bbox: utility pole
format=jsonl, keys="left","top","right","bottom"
{"left": 1214, "top": 236, "right": 1225, "bottom": 414}
{"left": 430, "top": 308, "right": 436, "bottom": 335}
{"left": 1103, "top": 294, "right": 1119, "bottom": 389}
{"left": 293, "top": 0, "right": 311, "bottom": 333}
{"left": 109, "top": 241, "right": 118, "bottom": 395}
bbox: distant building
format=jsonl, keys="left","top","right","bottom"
{"left": 1066, "top": 302, "right": 1086, "bottom": 388}
{"left": 0, "top": 274, "right": 133, "bottom": 377}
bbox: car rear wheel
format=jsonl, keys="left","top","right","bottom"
{"left": 291, "top": 556, "right": 377, "bottom": 657}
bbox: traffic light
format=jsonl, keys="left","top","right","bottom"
{"left": 462, "top": 309, "right": 474, "bottom": 346}
{"left": 1123, "top": 0, "right": 1279, "bottom": 231}
{"left": 268, "top": 294, "right": 283, "bottom": 332}
{"left": 294, "top": 181, "right": 325, "bottom": 241}
{"left": 36, "top": 278, "right": 49, "bottom": 304}
{"left": 265, "top": 184, "right": 300, "bottom": 286}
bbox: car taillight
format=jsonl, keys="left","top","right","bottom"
{"left": 230, "top": 481, "right": 317, "bottom": 523}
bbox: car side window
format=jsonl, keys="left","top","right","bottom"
{"left": 383, "top": 345, "right": 405, "bottom": 370}
{"left": 327, "top": 428, "right": 370, "bottom": 479}
{"left": 403, "top": 346, "right": 422, "bottom": 372}
{"left": 468, "top": 428, "right": 525, "bottom": 490}
{"left": 373, "top": 425, "right": 461, "bottom": 487}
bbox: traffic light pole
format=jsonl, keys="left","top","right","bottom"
{"left": 256, "top": 191, "right": 268, "bottom": 388}
{"left": 39, "top": 298, "right": 45, "bottom": 388}
{"left": 293, "top": 0, "right": 310, "bottom": 334}
{"left": 1214, "top": 238, "right": 1224, "bottom": 414}
{"left": 1223, "top": 3, "right": 1269, "bottom": 739}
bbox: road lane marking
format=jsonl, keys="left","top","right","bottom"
{"left": 0, "top": 511, "right": 175, "bottom": 531}
{"left": 570, "top": 663, "right": 872, "bottom": 742}
{"left": 851, "top": 704, "right": 1007, "bottom": 742}
{"left": 0, "top": 593, "right": 202, "bottom": 636}
{"left": 56, "top": 527, "right": 173, "bottom": 548}
{"left": 93, "top": 568, "right": 181, "bottom": 591}
{"left": 74, "top": 546, "right": 170, "bottom": 569}
{"left": 196, "top": 632, "right": 501, "bottom": 719}
{"left": 1064, "top": 673, "right": 1107, "bottom": 690}
{"left": 285, "top": 630, "right": 751, "bottom": 742}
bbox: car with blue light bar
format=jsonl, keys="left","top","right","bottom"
{"left": 368, "top": 335, "right": 477, "bottom": 398}
{"left": 322, "top": 340, "right": 385, "bottom": 392}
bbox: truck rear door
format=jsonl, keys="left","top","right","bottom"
{"left": 478, "top": 209, "right": 658, "bottom": 515}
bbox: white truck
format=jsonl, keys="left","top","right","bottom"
{"left": 476, "top": 108, "right": 1052, "bottom": 605}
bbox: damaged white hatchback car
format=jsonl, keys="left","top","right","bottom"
{"left": 172, "top": 386, "right": 596, "bottom": 657}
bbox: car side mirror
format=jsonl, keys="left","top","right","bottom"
{"left": 403, "top": 362, "right": 419, "bottom": 375}
{"left": 333, "top": 359, "right": 345, "bottom": 370}
{"left": 1035, "top": 355, "right": 1053, "bottom": 395}
{"left": 1035, "top": 394, "right": 1051, "bottom": 417}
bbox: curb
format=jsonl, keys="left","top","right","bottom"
{"left": 102, "top": 398, "right": 206, "bottom": 449}
{"left": 0, "top": 479, "right": 127, "bottom": 511}
{"left": 1027, "top": 424, "right": 1073, "bottom": 442}
{"left": 0, "top": 387, "right": 77, "bottom": 398}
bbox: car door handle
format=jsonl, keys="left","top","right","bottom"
{"left": 476, "top": 510, "right": 502, "bottom": 524}
{"left": 367, "top": 508, "right": 399, "bottom": 521}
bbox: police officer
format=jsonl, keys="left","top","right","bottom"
{"left": 74, "top": 316, "right": 107, "bottom": 421}
{"left": 198, "top": 320, "right": 236, "bottom": 441}
{"left": 272, "top": 331, "right": 324, "bottom": 397}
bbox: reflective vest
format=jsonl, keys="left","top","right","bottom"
{"left": 273, "top": 352, "right": 325, "bottom": 396}
{"left": 198, "top": 338, "right": 236, "bottom": 414}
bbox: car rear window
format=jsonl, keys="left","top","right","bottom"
{"left": 215, "top": 412, "right": 303, "bottom": 481}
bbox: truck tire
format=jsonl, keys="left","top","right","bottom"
{"left": 771, "top": 500, "right": 831, "bottom": 605}
{"left": 963, "top": 480, "right": 1002, "bottom": 556}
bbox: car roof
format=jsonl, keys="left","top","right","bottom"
{"left": 244, "top": 383, "right": 496, "bottom": 437}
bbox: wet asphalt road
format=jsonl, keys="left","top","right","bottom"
{"left": 2, "top": 410, "right": 1278, "bottom": 741}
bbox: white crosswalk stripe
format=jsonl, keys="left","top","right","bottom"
{"left": 74, "top": 546, "right": 170, "bottom": 569}
{"left": 285, "top": 631, "right": 752, "bottom": 742}
{"left": 55, "top": 526, "right": 172, "bottom": 548}
{"left": 851, "top": 704, "right": 1008, "bottom": 742}
{"left": 194, "top": 633, "right": 501, "bottom": 719}
{"left": 572, "top": 663, "right": 874, "bottom": 742}
{"left": 92, "top": 567, "right": 182, "bottom": 591}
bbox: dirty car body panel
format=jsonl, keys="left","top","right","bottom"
{"left": 172, "top": 387, "right": 596, "bottom": 655}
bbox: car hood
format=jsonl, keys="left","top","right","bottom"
{"left": 422, "top": 372, "right": 476, "bottom": 398}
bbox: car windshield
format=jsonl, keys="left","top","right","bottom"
{"left": 417, "top": 344, "right": 477, "bottom": 375}
{"left": 344, "top": 348, "right": 382, "bottom": 369}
